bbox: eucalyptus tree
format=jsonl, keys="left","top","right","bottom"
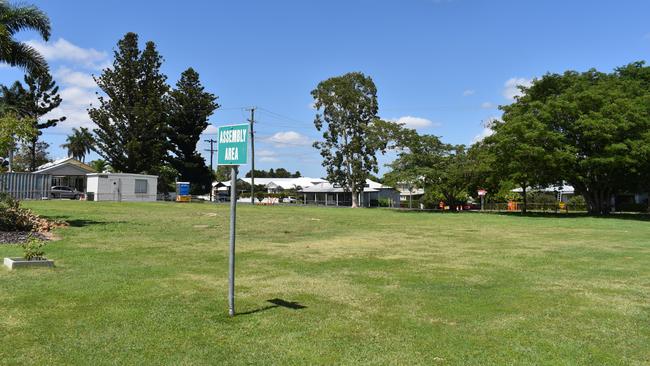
{"left": 311, "top": 72, "right": 391, "bottom": 208}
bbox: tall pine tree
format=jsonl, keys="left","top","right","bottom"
{"left": 168, "top": 68, "right": 218, "bottom": 194}
{"left": 89, "top": 32, "right": 169, "bottom": 174}
{"left": 0, "top": 71, "right": 65, "bottom": 171}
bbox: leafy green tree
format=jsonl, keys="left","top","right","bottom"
{"left": 312, "top": 72, "right": 389, "bottom": 208}
{"left": 168, "top": 68, "right": 218, "bottom": 194}
{"left": 484, "top": 114, "right": 567, "bottom": 213}
{"left": 244, "top": 168, "right": 302, "bottom": 178}
{"left": 61, "top": 127, "right": 94, "bottom": 162}
{"left": 0, "top": 72, "right": 66, "bottom": 171}
{"left": 385, "top": 126, "right": 472, "bottom": 210}
{"left": 384, "top": 127, "right": 446, "bottom": 195}
{"left": 12, "top": 141, "right": 49, "bottom": 171}
{"left": 88, "top": 159, "right": 111, "bottom": 173}
{"left": 89, "top": 32, "right": 169, "bottom": 175}
{"left": 0, "top": 112, "right": 36, "bottom": 170}
{"left": 433, "top": 145, "right": 472, "bottom": 210}
{"left": 489, "top": 62, "right": 650, "bottom": 215}
{"left": 156, "top": 164, "right": 179, "bottom": 195}
{"left": 214, "top": 166, "right": 231, "bottom": 182}
{"left": 0, "top": 0, "right": 51, "bottom": 75}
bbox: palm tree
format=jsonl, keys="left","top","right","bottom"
{"left": 61, "top": 127, "right": 94, "bottom": 163}
{"left": 0, "top": 1, "right": 51, "bottom": 75}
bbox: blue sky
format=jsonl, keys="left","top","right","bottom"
{"left": 2, "top": 0, "right": 649, "bottom": 177}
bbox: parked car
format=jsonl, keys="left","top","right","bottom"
{"left": 50, "top": 186, "right": 81, "bottom": 199}
{"left": 282, "top": 196, "right": 298, "bottom": 203}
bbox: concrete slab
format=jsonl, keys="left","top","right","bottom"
{"left": 3, "top": 257, "right": 54, "bottom": 270}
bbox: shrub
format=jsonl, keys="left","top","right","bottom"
{"left": 0, "top": 193, "right": 62, "bottom": 232}
{"left": 378, "top": 198, "right": 391, "bottom": 207}
{"left": 21, "top": 237, "right": 47, "bottom": 260}
{"left": 567, "top": 195, "right": 587, "bottom": 211}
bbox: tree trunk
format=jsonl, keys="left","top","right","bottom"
{"left": 29, "top": 137, "right": 37, "bottom": 172}
{"left": 351, "top": 182, "right": 359, "bottom": 208}
{"left": 583, "top": 188, "right": 611, "bottom": 215}
{"left": 522, "top": 185, "right": 527, "bottom": 214}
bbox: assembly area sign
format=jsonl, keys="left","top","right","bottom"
{"left": 217, "top": 124, "right": 249, "bottom": 165}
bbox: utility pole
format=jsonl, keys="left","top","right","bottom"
{"left": 204, "top": 138, "right": 218, "bottom": 202}
{"left": 246, "top": 107, "right": 256, "bottom": 205}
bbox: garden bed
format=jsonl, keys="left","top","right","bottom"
{"left": 0, "top": 231, "right": 49, "bottom": 244}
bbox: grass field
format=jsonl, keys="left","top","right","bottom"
{"left": 1, "top": 201, "right": 649, "bottom": 365}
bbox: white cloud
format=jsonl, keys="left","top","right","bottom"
{"left": 263, "top": 131, "right": 313, "bottom": 147}
{"left": 202, "top": 125, "right": 218, "bottom": 135}
{"left": 257, "top": 149, "right": 280, "bottom": 163}
{"left": 472, "top": 127, "right": 494, "bottom": 144}
{"left": 392, "top": 116, "right": 440, "bottom": 129}
{"left": 471, "top": 117, "right": 500, "bottom": 144}
{"left": 503, "top": 77, "right": 532, "bottom": 100}
{"left": 480, "top": 102, "right": 496, "bottom": 109}
{"left": 23, "top": 39, "right": 110, "bottom": 133}
{"left": 462, "top": 89, "right": 475, "bottom": 96}
{"left": 54, "top": 67, "right": 97, "bottom": 88}
{"left": 26, "top": 38, "right": 108, "bottom": 69}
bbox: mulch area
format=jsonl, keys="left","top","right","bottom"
{"left": 0, "top": 231, "right": 49, "bottom": 244}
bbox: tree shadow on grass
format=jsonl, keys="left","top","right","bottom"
{"left": 40, "top": 215, "right": 123, "bottom": 228}
{"left": 390, "top": 209, "right": 650, "bottom": 222}
{"left": 491, "top": 211, "right": 650, "bottom": 222}
{"left": 238, "top": 298, "right": 307, "bottom": 316}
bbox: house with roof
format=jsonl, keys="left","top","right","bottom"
{"left": 300, "top": 179, "right": 401, "bottom": 207}
{"left": 241, "top": 177, "right": 328, "bottom": 193}
{"left": 211, "top": 176, "right": 327, "bottom": 200}
{"left": 33, "top": 157, "right": 96, "bottom": 192}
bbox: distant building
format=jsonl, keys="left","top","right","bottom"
{"left": 395, "top": 183, "right": 425, "bottom": 205}
{"left": 33, "top": 157, "right": 96, "bottom": 192}
{"left": 300, "top": 179, "right": 401, "bottom": 208}
{"left": 86, "top": 173, "right": 158, "bottom": 202}
{"left": 511, "top": 184, "right": 576, "bottom": 203}
{"left": 241, "top": 177, "right": 328, "bottom": 193}
{"left": 211, "top": 177, "right": 327, "bottom": 201}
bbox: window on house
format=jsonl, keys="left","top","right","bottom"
{"left": 135, "top": 179, "right": 148, "bottom": 194}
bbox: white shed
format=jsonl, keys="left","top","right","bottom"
{"left": 86, "top": 173, "right": 158, "bottom": 202}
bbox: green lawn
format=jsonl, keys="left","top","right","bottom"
{"left": 1, "top": 201, "right": 649, "bottom": 365}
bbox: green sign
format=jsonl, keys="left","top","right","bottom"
{"left": 217, "top": 124, "right": 249, "bottom": 165}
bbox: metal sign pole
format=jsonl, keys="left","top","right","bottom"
{"left": 229, "top": 165, "right": 238, "bottom": 317}
{"left": 217, "top": 123, "right": 248, "bottom": 317}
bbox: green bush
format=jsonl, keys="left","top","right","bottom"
{"left": 21, "top": 237, "right": 47, "bottom": 260}
{"left": 0, "top": 193, "right": 40, "bottom": 231}
{"left": 377, "top": 198, "right": 390, "bottom": 207}
{"left": 0, "top": 193, "right": 55, "bottom": 231}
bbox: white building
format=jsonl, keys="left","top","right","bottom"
{"left": 301, "top": 179, "right": 401, "bottom": 208}
{"left": 34, "top": 157, "right": 96, "bottom": 192}
{"left": 240, "top": 177, "right": 328, "bottom": 193}
{"left": 86, "top": 173, "right": 158, "bottom": 202}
